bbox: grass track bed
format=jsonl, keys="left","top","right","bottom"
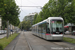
{"left": 0, "top": 33, "right": 19, "bottom": 50}
{"left": 63, "top": 37, "right": 75, "bottom": 44}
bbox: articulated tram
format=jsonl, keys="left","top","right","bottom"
{"left": 32, "top": 17, "right": 64, "bottom": 40}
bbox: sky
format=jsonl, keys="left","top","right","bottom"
{"left": 15, "top": 0, "right": 49, "bottom": 21}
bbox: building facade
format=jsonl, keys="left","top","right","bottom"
{"left": 64, "top": 23, "right": 75, "bottom": 32}
{"left": 23, "top": 12, "right": 37, "bottom": 25}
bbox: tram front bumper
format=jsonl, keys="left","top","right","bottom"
{"left": 52, "top": 35, "right": 63, "bottom": 40}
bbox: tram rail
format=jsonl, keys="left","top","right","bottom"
{"left": 24, "top": 31, "right": 33, "bottom": 50}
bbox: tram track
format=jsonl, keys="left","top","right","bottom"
{"left": 12, "top": 36, "right": 19, "bottom": 50}
{"left": 32, "top": 32, "right": 75, "bottom": 48}
{"left": 45, "top": 39, "right": 75, "bottom": 50}
{"left": 12, "top": 31, "right": 31, "bottom": 50}
{"left": 24, "top": 31, "right": 75, "bottom": 50}
{"left": 11, "top": 33, "right": 20, "bottom": 50}
{"left": 33, "top": 33, "right": 75, "bottom": 48}
{"left": 33, "top": 34, "right": 75, "bottom": 50}
{"left": 24, "top": 31, "right": 33, "bottom": 50}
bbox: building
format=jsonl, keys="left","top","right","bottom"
{"left": 64, "top": 23, "right": 75, "bottom": 32}
{"left": 23, "top": 12, "right": 38, "bottom": 25}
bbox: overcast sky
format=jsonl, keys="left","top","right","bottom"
{"left": 15, "top": 0, "right": 49, "bottom": 21}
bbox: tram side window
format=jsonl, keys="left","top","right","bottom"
{"left": 38, "top": 24, "right": 42, "bottom": 33}
{"left": 35, "top": 26, "right": 36, "bottom": 33}
{"left": 41, "top": 24, "right": 43, "bottom": 33}
{"left": 34, "top": 26, "right": 35, "bottom": 33}
{"left": 36, "top": 26, "right": 37, "bottom": 32}
{"left": 46, "top": 23, "right": 50, "bottom": 33}
{"left": 36, "top": 25, "right": 38, "bottom": 33}
{"left": 42, "top": 23, "right": 46, "bottom": 33}
{"left": 32, "top": 27, "right": 33, "bottom": 32}
{"left": 33, "top": 27, "right": 35, "bottom": 32}
{"left": 38, "top": 25, "right": 39, "bottom": 33}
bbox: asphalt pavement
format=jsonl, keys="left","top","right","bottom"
{"left": 64, "top": 35, "right": 75, "bottom": 39}
{"left": 3, "top": 31, "right": 75, "bottom": 50}
{"left": 0, "top": 32, "right": 15, "bottom": 39}
{"left": 4, "top": 31, "right": 29, "bottom": 50}
{"left": 0, "top": 34, "right": 6, "bottom": 39}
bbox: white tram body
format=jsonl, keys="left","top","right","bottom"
{"left": 32, "top": 17, "right": 64, "bottom": 40}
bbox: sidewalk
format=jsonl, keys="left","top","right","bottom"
{"left": 0, "top": 32, "right": 17, "bottom": 39}
{"left": 4, "top": 32, "right": 29, "bottom": 50}
{"left": 64, "top": 35, "right": 75, "bottom": 39}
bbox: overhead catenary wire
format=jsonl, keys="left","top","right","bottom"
{"left": 15, "top": 0, "right": 42, "bottom": 13}
{"left": 15, "top": 0, "right": 42, "bottom": 8}
{"left": 27, "top": 0, "right": 40, "bottom": 6}
{"left": 19, "top": 6, "right": 42, "bottom": 7}
{"left": 15, "top": 0, "right": 27, "bottom": 13}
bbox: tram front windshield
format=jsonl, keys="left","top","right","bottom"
{"left": 51, "top": 20, "right": 63, "bottom": 34}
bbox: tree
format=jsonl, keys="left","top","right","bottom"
{"left": 70, "top": 0, "right": 75, "bottom": 24}
{"left": 33, "top": 13, "right": 38, "bottom": 24}
{"left": 19, "top": 21, "right": 31, "bottom": 31}
{"left": 0, "top": 0, "right": 20, "bottom": 26}
{"left": 32, "top": 0, "right": 75, "bottom": 25}
{"left": 0, "top": 0, "right": 5, "bottom": 16}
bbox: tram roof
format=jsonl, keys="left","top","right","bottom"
{"left": 32, "top": 17, "right": 63, "bottom": 27}
{"left": 32, "top": 19, "right": 47, "bottom": 27}
{"left": 48, "top": 17, "right": 63, "bottom": 20}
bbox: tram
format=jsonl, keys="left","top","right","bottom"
{"left": 32, "top": 17, "right": 64, "bottom": 40}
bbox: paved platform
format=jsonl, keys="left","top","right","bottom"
{"left": 3, "top": 31, "right": 75, "bottom": 50}
{"left": 4, "top": 32, "right": 29, "bottom": 50}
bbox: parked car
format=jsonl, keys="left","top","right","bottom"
{"left": 65, "top": 31, "right": 71, "bottom": 35}
{"left": 72, "top": 31, "right": 75, "bottom": 35}
{"left": 0, "top": 30, "right": 7, "bottom": 34}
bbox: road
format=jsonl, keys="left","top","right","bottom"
{"left": 0, "top": 32, "right": 18, "bottom": 39}
{"left": 0, "top": 34, "right": 6, "bottom": 39}
{"left": 24, "top": 31, "right": 75, "bottom": 50}
{"left": 64, "top": 35, "right": 75, "bottom": 39}
{"left": 4, "top": 31, "right": 75, "bottom": 50}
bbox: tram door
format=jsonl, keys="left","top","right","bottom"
{"left": 46, "top": 23, "right": 50, "bottom": 34}
{"left": 46, "top": 23, "right": 50, "bottom": 39}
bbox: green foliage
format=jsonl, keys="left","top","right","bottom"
{"left": 0, "top": 0, "right": 20, "bottom": 26}
{"left": 19, "top": 20, "right": 31, "bottom": 30}
{"left": 33, "top": 0, "right": 75, "bottom": 25}
{"left": 63, "top": 37, "right": 75, "bottom": 44}
{"left": 33, "top": 13, "right": 38, "bottom": 24}
{"left": 0, "top": 33, "right": 19, "bottom": 49}
{"left": 0, "top": 44, "right": 3, "bottom": 50}
{"left": 0, "top": 0, "right": 5, "bottom": 16}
